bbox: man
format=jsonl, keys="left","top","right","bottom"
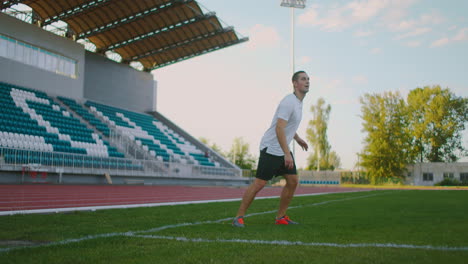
{"left": 233, "top": 71, "right": 310, "bottom": 227}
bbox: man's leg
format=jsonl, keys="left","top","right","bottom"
{"left": 277, "top": 174, "right": 299, "bottom": 218}
{"left": 236, "top": 178, "right": 267, "bottom": 217}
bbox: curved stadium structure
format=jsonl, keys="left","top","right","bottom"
{"left": 0, "top": 0, "right": 249, "bottom": 186}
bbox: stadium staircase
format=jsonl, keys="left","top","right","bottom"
{"left": 84, "top": 101, "right": 218, "bottom": 167}
{"left": 57, "top": 96, "right": 169, "bottom": 174}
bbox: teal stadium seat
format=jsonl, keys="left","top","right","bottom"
{"left": 0, "top": 82, "right": 130, "bottom": 169}
{"left": 85, "top": 100, "right": 217, "bottom": 167}
{"left": 57, "top": 96, "right": 112, "bottom": 137}
{"left": 299, "top": 180, "right": 339, "bottom": 185}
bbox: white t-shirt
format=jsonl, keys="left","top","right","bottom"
{"left": 259, "top": 93, "right": 303, "bottom": 156}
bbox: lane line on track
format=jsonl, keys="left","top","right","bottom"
{"left": 0, "top": 190, "right": 366, "bottom": 215}
{"left": 0, "top": 187, "right": 374, "bottom": 212}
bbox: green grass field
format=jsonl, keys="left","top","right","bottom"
{"left": 1, "top": 190, "right": 468, "bottom": 263}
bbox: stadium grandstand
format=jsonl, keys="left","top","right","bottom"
{"left": 0, "top": 0, "right": 249, "bottom": 186}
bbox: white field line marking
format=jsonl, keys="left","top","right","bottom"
{"left": 0, "top": 232, "right": 131, "bottom": 253}
{"left": 130, "top": 234, "right": 468, "bottom": 252}
{"left": 0, "top": 191, "right": 392, "bottom": 253}
{"left": 134, "top": 191, "right": 389, "bottom": 234}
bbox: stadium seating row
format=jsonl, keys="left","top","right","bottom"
{"left": 299, "top": 180, "right": 340, "bottom": 185}
{"left": 0, "top": 82, "right": 125, "bottom": 164}
{"left": 58, "top": 96, "right": 111, "bottom": 137}
{"left": 85, "top": 101, "right": 217, "bottom": 167}
{"left": 1, "top": 148, "right": 143, "bottom": 170}
{"left": 1, "top": 81, "right": 226, "bottom": 171}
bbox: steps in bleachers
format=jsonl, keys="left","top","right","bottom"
{"left": 56, "top": 97, "right": 110, "bottom": 137}
{"left": 85, "top": 100, "right": 217, "bottom": 167}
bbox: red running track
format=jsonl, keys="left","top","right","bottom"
{"left": 0, "top": 185, "right": 374, "bottom": 212}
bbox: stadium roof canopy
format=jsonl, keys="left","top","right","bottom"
{"left": 1, "top": 0, "right": 248, "bottom": 71}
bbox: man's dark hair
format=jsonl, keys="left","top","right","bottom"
{"left": 292, "top": 71, "right": 306, "bottom": 82}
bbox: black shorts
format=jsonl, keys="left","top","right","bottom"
{"left": 256, "top": 148, "right": 297, "bottom": 181}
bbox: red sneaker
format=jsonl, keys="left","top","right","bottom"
{"left": 232, "top": 216, "right": 245, "bottom": 227}
{"left": 275, "top": 215, "right": 299, "bottom": 225}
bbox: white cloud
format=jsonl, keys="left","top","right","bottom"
{"left": 430, "top": 37, "right": 449, "bottom": 47}
{"left": 384, "top": 9, "right": 447, "bottom": 47}
{"left": 419, "top": 10, "right": 445, "bottom": 25}
{"left": 353, "top": 30, "right": 373, "bottom": 37}
{"left": 395, "top": 27, "right": 432, "bottom": 40}
{"left": 430, "top": 28, "right": 468, "bottom": 48}
{"left": 385, "top": 9, "right": 444, "bottom": 34}
{"left": 298, "top": 0, "right": 423, "bottom": 34}
{"left": 347, "top": 0, "right": 388, "bottom": 22}
{"left": 245, "top": 24, "right": 280, "bottom": 50}
{"left": 448, "top": 25, "right": 457, "bottom": 31}
{"left": 298, "top": 0, "right": 388, "bottom": 32}
{"left": 453, "top": 27, "right": 468, "bottom": 41}
{"left": 370, "top": 47, "right": 382, "bottom": 54}
{"left": 387, "top": 20, "right": 417, "bottom": 32}
{"left": 296, "top": 0, "right": 451, "bottom": 54}
{"left": 380, "top": 0, "right": 421, "bottom": 30}
{"left": 298, "top": 5, "right": 350, "bottom": 31}
{"left": 382, "top": 9, "right": 407, "bottom": 27}
{"left": 298, "top": 7, "right": 320, "bottom": 26}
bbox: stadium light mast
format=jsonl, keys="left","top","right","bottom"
{"left": 280, "top": 0, "right": 306, "bottom": 75}
{"left": 280, "top": 0, "right": 306, "bottom": 156}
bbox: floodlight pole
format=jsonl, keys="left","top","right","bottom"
{"left": 281, "top": 0, "right": 306, "bottom": 157}
{"left": 290, "top": 7, "right": 295, "bottom": 75}
{"left": 290, "top": 7, "right": 296, "bottom": 157}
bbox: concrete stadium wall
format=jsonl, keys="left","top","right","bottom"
{"left": 0, "top": 13, "right": 85, "bottom": 99}
{"left": 0, "top": 13, "right": 156, "bottom": 110}
{"left": 298, "top": 170, "right": 341, "bottom": 184}
{"left": 83, "top": 51, "right": 157, "bottom": 113}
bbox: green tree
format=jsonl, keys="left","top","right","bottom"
{"left": 199, "top": 137, "right": 225, "bottom": 157}
{"left": 227, "top": 137, "right": 256, "bottom": 170}
{"left": 327, "top": 151, "right": 342, "bottom": 170}
{"left": 407, "top": 86, "right": 468, "bottom": 162}
{"left": 306, "top": 150, "right": 341, "bottom": 171}
{"left": 359, "top": 92, "right": 412, "bottom": 184}
{"left": 306, "top": 98, "right": 340, "bottom": 170}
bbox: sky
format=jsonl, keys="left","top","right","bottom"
{"left": 152, "top": 0, "right": 468, "bottom": 170}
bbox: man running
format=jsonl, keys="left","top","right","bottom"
{"left": 233, "top": 70, "right": 310, "bottom": 227}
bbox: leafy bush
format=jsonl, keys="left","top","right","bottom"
{"left": 435, "top": 178, "right": 462, "bottom": 186}
{"left": 341, "top": 175, "right": 370, "bottom": 184}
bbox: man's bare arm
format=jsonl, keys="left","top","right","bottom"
{"left": 294, "top": 133, "right": 309, "bottom": 151}
{"left": 276, "top": 118, "right": 294, "bottom": 169}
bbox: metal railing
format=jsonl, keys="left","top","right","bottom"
{"left": 86, "top": 104, "right": 160, "bottom": 163}
{"left": 105, "top": 117, "right": 243, "bottom": 177}
{"left": 108, "top": 128, "right": 156, "bottom": 161}
{"left": 82, "top": 104, "right": 242, "bottom": 178}
{"left": 0, "top": 147, "right": 242, "bottom": 179}
{"left": 0, "top": 147, "right": 147, "bottom": 175}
